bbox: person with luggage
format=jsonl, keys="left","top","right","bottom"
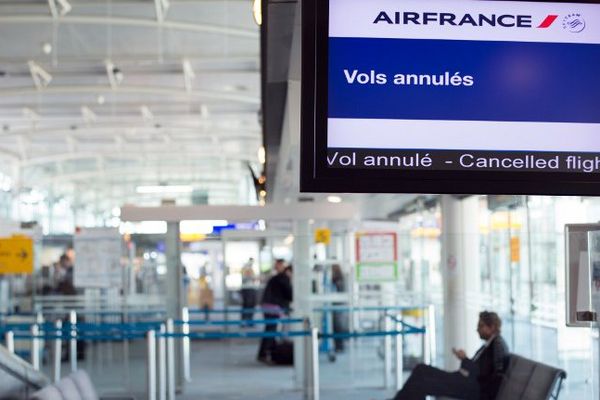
{"left": 257, "top": 260, "right": 293, "bottom": 364}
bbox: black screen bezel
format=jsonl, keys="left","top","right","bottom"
{"left": 300, "top": 0, "right": 600, "bottom": 195}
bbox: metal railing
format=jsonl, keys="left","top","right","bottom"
{"left": 1, "top": 305, "right": 434, "bottom": 400}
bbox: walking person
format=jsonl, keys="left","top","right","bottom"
{"left": 240, "top": 258, "right": 258, "bottom": 326}
{"left": 257, "top": 260, "right": 292, "bottom": 363}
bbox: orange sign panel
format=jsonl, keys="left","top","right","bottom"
{"left": 0, "top": 235, "right": 34, "bottom": 274}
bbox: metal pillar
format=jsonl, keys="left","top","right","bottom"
{"left": 69, "top": 310, "right": 77, "bottom": 372}
{"left": 440, "top": 195, "right": 481, "bottom": 369}
{"left": 166, "top": 319, "right": 176, "bottom": 400}
{"left": 147, "top": 330, "right": 157, "bottom": 400}
{"left": 158, "top": 324, "right": 167, "bottom": 400}
{"left": 182, "top": 307, "right": 191, "bottom": 382}
{"left": 53, "top": 320, "right": 62, "bottom": 382}
{"left": 5, "top": 331, "right": 14, "bottom": 354}
{"left": 395, "top": 315, "right": 404, "bottom": 392}
{"left": 305, "top": 325, "right": 320, "bottom": 400}
{"left": 384, "top": 315, "right": 393, "bottom": 388}
{"left": 293, "top": 219, "right": 311, "bottom": 389}
{"left": 165, "top": 222, "right": 184, "bottom": 390}
{"left": 31, "top": 325, "right": 40, "bottom": 370}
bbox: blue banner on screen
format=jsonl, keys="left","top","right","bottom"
{"left": 329, "top": 38, "right": 600, "bottom": 123}
{"left": 327, "top": 0, "right": 600, "bottom": 172}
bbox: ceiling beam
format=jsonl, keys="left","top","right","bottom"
{"left": 0, "top": 15, "right": 258, "bottom": 39}
{"left": 0, "top": 125, "right": 259, "bottom": 139}
{"left": 19, "top": 150, "right": 256, "bottom": 167}
{"left": 0, "top": 86, "right": 260, "bottom": 104}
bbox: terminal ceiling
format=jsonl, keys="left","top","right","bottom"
{"left": 0, "top": 0, "right": 262, "bottom": 214}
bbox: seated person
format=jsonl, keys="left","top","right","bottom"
{"left": 393, "top": 311, "right": 509, "bottom": 400}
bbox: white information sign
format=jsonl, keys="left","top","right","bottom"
{"left": 356, "top": 233, "right": 396, "bottom": 262}
{"left": 355, "top": 232, "right": 398, "bottom": 282}
{"left": 74, "top": 228, "right": 122, "bottom": 289}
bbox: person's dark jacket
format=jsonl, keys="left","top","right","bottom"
{"left": 261, "top": 272, "right": 292, "bottom": 309}
{"left": 461, "top": 335, "right": 509, "bottom": 400}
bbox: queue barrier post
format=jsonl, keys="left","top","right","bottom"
{"left": 53, "top": 320, "right": 63, "bottom": 383}
{"left": 69, "top": 310, "right": 78, "bottom": 372}
{"left": 5, "top": 330, "right": 14, "bottom": 354}
{"left": 166, "top": 319, "right": 176, "bottom": 400}
{"left": 158, "top": 324, "right": 167, "bottom": 400}
{"left": 36, "top": 312, "right": 44, "bottom": 326}
{"left": 310, "top": 327, "right": 320, "bottom": 400}
{"left": 31, "top": 324, "right": 40, "bottom": 370}
{"left": 395, "top": 314, "right": 404, "bottom": 392}
{"left": 303, "top": 319, "right": 319, "bottom": 400}
{"left": 182, "top": 307, "right": 191, "bottom": 382}
{"left": 384, "top": 314, "right": 394, "bottom": 389}
{"left": 427, "top": 305, "right": 436, "bottom": 365}
{"left": 147, "top": 330, "right": 157, "bottom": 400}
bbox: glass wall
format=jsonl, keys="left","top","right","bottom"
{"left": 399, "top": 195, "right": 600, "bottom": 399}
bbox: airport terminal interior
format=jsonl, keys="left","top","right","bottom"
{"left": 0, "top": 1, "right": 599, "bottom": 400}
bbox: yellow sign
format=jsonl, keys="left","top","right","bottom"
{"left": 510, "top": 237, "right": 520, "bottom": 263}
{"left": 0, "top": 235, "right": 34, "bottom": 274}
{"left": 314, "top": 228, "right": 331, "bottom": 245}
{"left": 180, "top": 233, "right": 207, "bottom": 242}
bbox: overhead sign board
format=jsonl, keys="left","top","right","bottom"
{"left": 0, "top": 235, "right": 34, "bottom": 275}
{"left": 301, "top": 0, "right": 600, "bottom": 195}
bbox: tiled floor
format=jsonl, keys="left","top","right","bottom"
{"left": 38, "top": 322, "right": 596, "bottom": 399}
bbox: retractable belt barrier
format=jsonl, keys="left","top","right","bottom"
{"left": 313, "top": 305, "right": 428, "bottom": 313}
{"left": 0, "top": 309, "right": 166, "bottom": 317}
{"left": 173, "top": 317, "right": 304, "bottom": 326}
{"left": 188, "top": 307, "right": 292, "bottom": 314}
{"left": 1, "top": 305, "right": 434, "bottom": 400}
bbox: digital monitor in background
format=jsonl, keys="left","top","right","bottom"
{"left": 301, "top": 0, "right": 600, "bottom": 195}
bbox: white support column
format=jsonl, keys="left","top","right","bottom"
{"left": 293, "top": 219, "right": 312, "bottom": 389}
{"left": 440, "top": 195, "right": 481, "bottom": 369}
{"left": 165, "top": 222, "right": 184, "bottom": 390}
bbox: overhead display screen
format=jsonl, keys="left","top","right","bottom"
{"left": 301, "top": 0, "right": 600, "bottom": 195}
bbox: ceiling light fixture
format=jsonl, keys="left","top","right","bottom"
{"left": 182, "top": 59, "right": 195, "bottom": 93}
{"left": 200, "top": 104, "right": 209, "bottom": 119}
{"left": 105, "top": 60, "right": 123, "bottom": 89}
{"left": 136, "top": 185, "right": 193, "bottom": 194}
{"left": 42, "top": 43, "right": 52, "bottom": 55}
{"left": 22, "top": 107, "right": 40, "bottom": 123}
{"left": 154, "top": 0, "right": 170, "bottom": 23}
{"left": 28, "top": 61, "right": 52, "bottom": 89}
{"left": 140, "top": 105, "right": 154, "bottom": 122}
{"left": 252, "top": 0, "right": 262, "bottom": 26}
{"left": 257, "top": 146, "right": 266, "bottom": 165}
{"left": 48, "top": 0, "right": 72, "bottom": 17}
{"left": 80, "top": 106, "right": 97, "bottom": 125}
{"left": 97, "top": 95, "right": 105, "bottom": 105}
{"left": 327, "top": 195, "right": 342, "bottom": 203}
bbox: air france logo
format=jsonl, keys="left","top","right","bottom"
{"left": 373, "top": 12, "right": 563, "bottom": 29}
{"left": 562, "top": 14, "right": 586, "bottom": 33}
